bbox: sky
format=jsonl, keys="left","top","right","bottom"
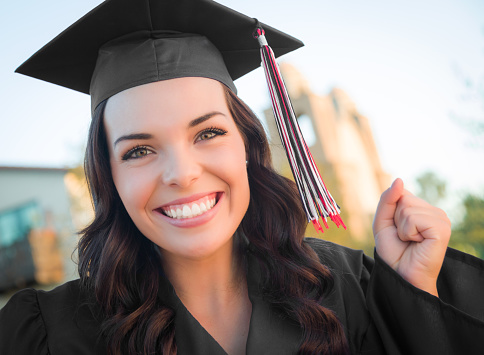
{"left": 1, "top": 0, "right": 483, "bottom": 220}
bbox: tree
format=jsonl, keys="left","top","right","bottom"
{"left": 450, "top": 194, "right": 484, "bottom": 258}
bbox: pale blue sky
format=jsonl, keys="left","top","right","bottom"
{"left": 1, "top": 0, "right": 483, "bottom": 217}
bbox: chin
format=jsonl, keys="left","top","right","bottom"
{"left": 171, "top": 239, "right": 233, "bottom": 261}
{"left": 147, "top": 228, "right": 234, "bottom": 261}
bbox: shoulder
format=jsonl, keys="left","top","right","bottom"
{"left": 35, "top": 279, "right": 83, "bottom": 310}
{"left": 0, "top": 280, "right": 103, "bottom": 354}
{"left": 0, "top": 279, "right": 83, "bottom": 325}
{"left": 1, "top": 286, "right": 45, "bottom": 327}
{"left": 303, "top": 237, "right": 374, "bottom": 277}
{"left": 0, "top": 286, "right": 49, "bottom": 353}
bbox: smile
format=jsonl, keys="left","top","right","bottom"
{"left": 158, "top": 192, "right": 219, "bottom": 219}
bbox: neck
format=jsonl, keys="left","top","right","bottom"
{"left": 161, "top": 238, "right": 245, "bottom": 308}
{"left": 161, "top": 237, "right": 252, "bottom": 355}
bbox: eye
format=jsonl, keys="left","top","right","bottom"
{"left": 122, "top": 146, "right": 154, "bottom": 161}
{"left": 196, "top": 127, "right": 228, "bottom": 142}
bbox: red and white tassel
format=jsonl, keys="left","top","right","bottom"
{"left": 253, "top": 24, "right": 346, "bottom": 233}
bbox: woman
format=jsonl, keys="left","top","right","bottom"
{"left": 1, "top": 0, "right": 484, "bottom": 354}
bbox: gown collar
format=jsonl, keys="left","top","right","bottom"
{"left": 158, "top": 248, "right": 302, "bottom": 355}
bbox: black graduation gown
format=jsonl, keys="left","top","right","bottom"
{"left": 1, "top": 238, "right": 483, "bottom": 355}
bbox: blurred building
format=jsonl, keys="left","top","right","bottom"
{"left": 265, "top": 64, "right": 391, "bottom": 244}
{"left": 0, "top": 166, "right": 79, "bottom": 292}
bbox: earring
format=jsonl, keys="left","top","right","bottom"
{"left": 246, "top": 160, "right": 248, "bottom": 165}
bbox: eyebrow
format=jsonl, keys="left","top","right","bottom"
{"left": 113, "top": 111, "right": 226, "bottom": 147}
{"left": 114, "top": 133, "right": 153, "bottom": 147}
{"left": 188, "top": 111, "right": 226, "bottom": 127}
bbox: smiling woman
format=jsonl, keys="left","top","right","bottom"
{"left": 76, "top": 76, "right": 348, "bottom": 354}
{"left": 1, "top": 0, "right": 484, "bottom": 355}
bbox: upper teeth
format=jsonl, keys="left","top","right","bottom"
{"left": 162, "top": 195, "right": 217, "bottom": 219}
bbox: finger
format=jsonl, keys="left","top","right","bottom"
{"left": 373, "top": 178, "right": 405, "bottom": 234}
{"left": 398, "top": 191, "right": 432, "bottom": 207}
{"left": 395, "top": 194, "right": 449, "bottom": 224}
{"left": 395, "top": 206, "right": 444, "bottom": 230}
{"left": 402, "top": 188, "right": 415, "bottom": 197}
{"left": 396, "top": 212, "right": 427, "bottom": 243}
{"left": 396, "top": 212, "right": 451, "bottom": 243}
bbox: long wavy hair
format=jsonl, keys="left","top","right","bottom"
{"left": 79, "top": 85, "right": 349, "bottom": 355}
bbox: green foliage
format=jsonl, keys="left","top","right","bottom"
{"left": 415, "top": 171, "right": 484, "bottom": 258}
{"left": 450, "top": 194, "right": 484, "bottom": 258}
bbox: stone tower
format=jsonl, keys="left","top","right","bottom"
{"left": 264, "top": 63, "right": 391, "bottom": 243}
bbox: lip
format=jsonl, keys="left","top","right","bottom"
{"left": 153, "top": 192, "right": 224, "bottom": 228}
{"left": 159, "top": 191, "right": 219, "bottom": 208}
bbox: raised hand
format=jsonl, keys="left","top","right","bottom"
{"left": 372, "top": 178, "right": 451, "bottom": 297}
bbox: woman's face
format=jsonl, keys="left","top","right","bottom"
{"left": 104, "top": 77, "right": 250, "bottom": 261}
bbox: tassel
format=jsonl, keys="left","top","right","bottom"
{"left": 253, "top": 21, "right": 346, "bottom": 232}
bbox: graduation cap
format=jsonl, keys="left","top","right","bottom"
{"left": 16, "top": 0, "right": 344, "bottom": 231}
{"left": 15, "top": 0, "right": 302, "bottom": 113}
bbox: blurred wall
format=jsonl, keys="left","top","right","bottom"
{"left": 0, "top": 167, "right": 71, "bottom": 229}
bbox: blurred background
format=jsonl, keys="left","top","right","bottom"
{"left": 1, "top": 0, "right": 483, "bottom": 308}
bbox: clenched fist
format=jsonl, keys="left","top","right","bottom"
{"left": 373, "top": 178, "right": 451, "bottom": 297}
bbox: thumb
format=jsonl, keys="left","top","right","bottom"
{"left": 373, "top": 178, "right": 404, "bottom": 234}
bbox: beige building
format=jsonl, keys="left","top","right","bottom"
{"left": 264, "top": 64, "right": 391, "bottom": 245}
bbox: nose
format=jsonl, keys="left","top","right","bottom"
{"left": 160, "top": 147, "right": 202, "bottom": 188}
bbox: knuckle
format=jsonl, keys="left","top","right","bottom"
{"left": 397, "top": 205, "right": 412, "bottom": 221}
{"left": 406, "top": 213, "right": 418, "bottom": 225}
{"left": 401, "top": 225, "right": 412, "bottom": 240}
{"left": 397, "top": 218, "right": 413, "bottom": 240}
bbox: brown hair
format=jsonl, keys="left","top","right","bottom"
{"left": 78, "top": 86, "right": 349, "bottom": 354}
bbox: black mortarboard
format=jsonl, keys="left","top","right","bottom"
{"left": 15, "top": 0, "right": 303, "bottom": 113}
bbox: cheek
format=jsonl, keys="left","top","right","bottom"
{"left": 111, "top": 164, "right": 155, "bottom": 215}
{"left": 215, "top": 137, "right": 250, "bottom": 205}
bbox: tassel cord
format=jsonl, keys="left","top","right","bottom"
{"left": 261, "top": 43, "right": 335, "bottom": 219}
{"left": 254, "top": 25, "right": 345, "bottom": 230}
{"left": 261, "top": 47, "right": 318, "bottom": 220}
